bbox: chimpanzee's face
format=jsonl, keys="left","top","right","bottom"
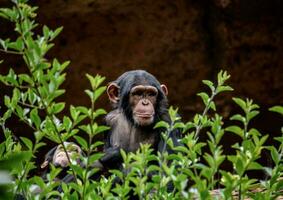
{"left": 129, "top": 85, "right": 158, "bottom": 126}
{"left": 106, "top": 70, "right": 168, "bottom": 127}
{"left": 52, "top": 143, "right": 81, "bottom": 167}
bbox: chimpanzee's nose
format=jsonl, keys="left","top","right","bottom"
{"left": 142, "top": 99, "right": 149, "bottom": 105}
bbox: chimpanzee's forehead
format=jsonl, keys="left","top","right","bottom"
{"left": 132, "top": 75, "right": 153, "bottom": 85}
{"left": 117, "top": 70, "right": 161, "bottom": 87}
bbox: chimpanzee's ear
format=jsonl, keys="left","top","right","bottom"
{"left": 160, "top": 84, "right": 168, "bottom": 96}
{"left": 107, "top": 83, "right": 120, "bottom": 104}
{"left": 41, "top": 146, "right": 57, "bottom": 169}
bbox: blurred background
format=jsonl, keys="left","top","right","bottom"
{"left": 0, "top": 0, "right": 283, "bottom": 172}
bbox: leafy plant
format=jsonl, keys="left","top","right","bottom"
{"left": 0, "top": 1, "right": 283, "bottom": 200}
{"left": 0, "top": 1, "right": 107, "bottom": 199}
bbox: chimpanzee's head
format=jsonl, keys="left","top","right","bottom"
{"left": 41, "top": 142, "right": 82, "bottom": 169}
{"left": 107, "top": 70, "right": 168, "bottom": 127}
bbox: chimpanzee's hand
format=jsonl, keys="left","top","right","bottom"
{"left": 90, "top": 160, "right": 104, "bottom": 170}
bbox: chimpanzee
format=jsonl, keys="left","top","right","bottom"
{"left": 16, "top": 142, "right": 83, "bottom": 197}
{"left": 41, "top": 142, "right": 83, "bottom": 170}
{"left": 94, "top": 70, "right": 181, "bottom": 170}
{"left": 41, "top": 70, "right": 181, "bottom": 187}
{"left": 40, "top": 142, "right": 84, "bottom": 179}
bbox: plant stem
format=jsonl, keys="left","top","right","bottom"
{"left": 12, "top": 3, "right": 78, "bottom": 186}
{"left": 0, "top": 48, "right": 24, "bottom": 55}
{"left": 1, "top": 82, "right": 32, "bottom": 89}
{"left": 194, "top": 90, "right": 217, "bottom": 139}
{"left": 82, "top": 99, "right": 95, "bottom": 199}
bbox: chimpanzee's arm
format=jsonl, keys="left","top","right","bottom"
{"left": 98, "top": 130, "right": 123, "bottom": 169}
{"left": 99, "top": 147, "right": 122, "bottom": 169}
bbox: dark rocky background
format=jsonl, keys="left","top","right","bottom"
{"left": 0, "top": 0, "right": 283, "bottom": 171}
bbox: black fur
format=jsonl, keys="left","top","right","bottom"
{"left": 100, "top": 70, "right": 181, "bottom": 169}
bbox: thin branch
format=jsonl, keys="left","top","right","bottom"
{"left": 0, "top": 48, "right": 23, "bottom": 55}
{"left": 82, "top": 98, "right": 95, "bottom": 198}
{"left": 2, "top": 82, "right": 31, "bottom": 89}
{"left": 194, "top": 90, "right": 217, "bottom": 139}
{"left": 18, "top": 101, "right": 43, "bottom": 109}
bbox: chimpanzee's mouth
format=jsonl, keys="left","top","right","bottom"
{"left": 135, "top": 113, "right": 153, "bottom": 118}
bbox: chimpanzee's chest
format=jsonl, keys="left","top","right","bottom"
{"left": 110, "top": 125, "right": 157, "bottom": 152}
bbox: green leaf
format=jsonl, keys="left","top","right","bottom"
{"left": 62, "top": 129, "right": 79, "bottom": 141}
{"left": 60, "top": 60, "right": 70, "bottom": 72}
{"left": 167, "top": 154, "right": 182, "bottom": 161}
{"left": 268, "top": 146, "right": 279, "bottom": 164}
{"left": 76, "top": 106, "right": 88, "bottom": 115}
{"left": 90, "top": 141, "right": 104, "bottom": 150}
{"left": 233, "top": 97, "right": 246, "bottom": 112}
{"left": 120, "top": 149, "right": 127, "bottom": 162}
{"left": 18, "top": 74, "right": 33, "bottom": 85}
{"left": 0, "top": 39, "right": 8, "bottom": 51}
{"left": 30, "top": 108, "right": 41, "bottom": 129}
{"left": 0, "top": 10, "right": 9, "bottom": 20}
{"left": 217, "top": 85, "right": 233, "bottom": 93}
{"left": 0, "top": 151, "right": 32, "bottom": 171}
{"left": 173, "top": 146, "right": 189, "bottom": 154}
{"left": 89, "top": 153, "right": 103, "bottom": 164}
{"left": 203, "top": 153, "right": 215, "bottom": 168}
{"left": 235, "top": 158, "right": 244, "bottom": 174}
{"left": 31, "top": 176, "right": 46, "bottom": 190}
{"left": 154, "top": 121, "right": 169, "bottom": 129}
{"left": 110, "top": 169, "right": 123, "bottom": 179}
{"left": 230, "top": 114, "right": 245, "bottom": 123}
{"left": 53, "top": 102, "right": 65, "bottom": 114}
{"left": 247, "top": 162, "right": 263, "bottom": 170}
{"left": 63, "top": 116, "right": 72, "bottom": 131}
{"left": 4, "top": 96, "right": 11, "bottom": 107}
{"left": 43, "top": 25, "right": 50, "bottom": 39}
{"left": 70, "top": 105, "right": 78, "bottom": 121}
{"left": 34, "top": 142, "right": 46, "bottom": 151}
{"left": 197, "top": 92, "right": 209, "bottom": 106}
{"left": 95, "top": 125, "right": 110, "bottom": 135}
{"left": 263, "top": 167, "right": 272, "bottom": 177}
{"left": 50, "top": 26, "right": 63, "bottom": 41}
{"left": 86, "top": 73, "right": 97, "bottom": 89}
{"left": 79, "top": 124, "right": 91, "bottom": 135}
{"left": 210, "top": 101, "right": 216, "bottom": 111}
{"left": 269, "top": 106, "right": 283, "bottom": 116}
{"left": 168, "top": 107, "right": 180, "bottom": 122}
{"left": 85, "top": 89, "right": 93, "bottom": 100}
{"left": 202, "top": 80, "right": 215, "bottom": 91}
{"left": 93, "top": 108, "right": 107, "bottom": 119}
{"left": 11, "top": 88, "right": 20, "bottom": 107}
{"left": 247, "top": 111, "right": 259, "bottom": 121}
{"left": 183, "top": 122, "right": 195, "bottom": 132}
{"left": 3, "top": 110, "right": 12, "bottom": 120}
{"left": 248, "top": 128, "right": 261, "bottom": 137}
{"left": 20, "top": 137, "right": 33, "bottom": 150}
{"left": 173, "top": 122, "right": 185, "bottom": 130}
{"left": 7, "top": 37, "right": 24, "bottom": 51}
{"left": 15, "top": 105, "right": 24, "bottom": 118}
{"left": 217, "top": 70, "right": 231, "bottom": 85}
{"left": 7, "top": 69, "right": 18, "bottom": 86}
{"left": 94, "top": 86, "right": 106, "bottom": 101}
{"left": 73, "top": 135, "right": 88, "bottom": 150}
{"left": 226, "top": 126, "right": 243, "bottom": 138}
{"left": 227, "top": 155, "right": 236, "bottom": 164}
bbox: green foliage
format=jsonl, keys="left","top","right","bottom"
{"left": 0, "top": 1, "right": 283, "bottom": 199}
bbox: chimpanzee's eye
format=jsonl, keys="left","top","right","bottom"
{"left": 132, "top": 90, "right": 143, "bottom": 96}
{"left": 148, "top": 91, "right": 157, "bottom": 97}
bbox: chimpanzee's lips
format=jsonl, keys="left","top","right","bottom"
{"left": 135, "top": 113, "right": 154, "bottom": 118}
